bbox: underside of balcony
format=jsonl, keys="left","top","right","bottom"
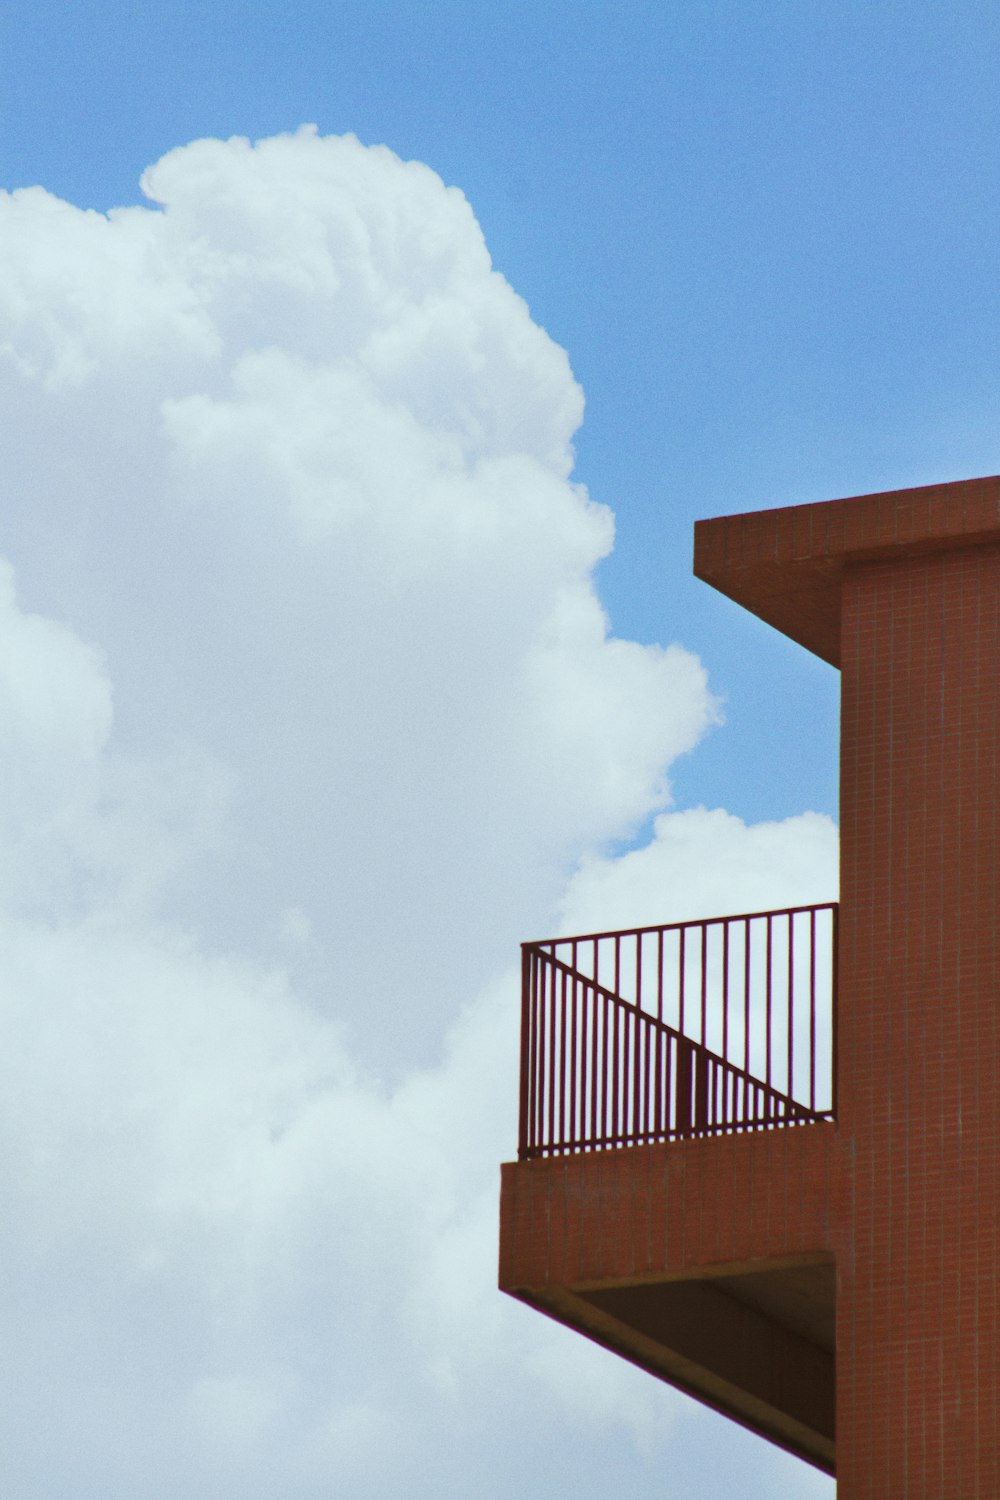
{"left": 500, "top": 1126, "right": 838, "bottom": 1472}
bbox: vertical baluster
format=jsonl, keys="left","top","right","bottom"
{"left": 722, "top": 919, "right": 730, "bottom": 1070}
{"left": 773, "top": 912, "right": 779, "bottom": 1092}
{"left": 528, "top": 951, "right": 538, "bottom": 1152}
{"left": 642, "top": 940, "right": 653, "bottom": 1142}
{"left": 809, "top": 907, "right": 817, "bottom": 1113}
{"left": 518, "top": 946, "right": 531, "bottom": 1158}
{"left": 547, "top": 952, "right": 558, "bottom": 1151}
{"left": 787, "top": 912, "right": 795, "bottom": 1104}
{"left": 679, "top": 924, "right": 686, "bottom": 1041}
{"left": 558, "top": 965, "right": 567, "bottom": 1151}
{"left": 700, "top": 922, "right": 708, "bottom": 1047}
{"left": 600, "top": 955, "right": 609, "bottom": 1148}
{"left": 630, "top": 1008, "right": 639, "bottom": 1145}
{"left": 831, "top": 903, "right": 839, "bottom": 1118}
{"left": 587, "top": 936, "right": 593, "bottom": 1146}
{"left": 569, "top": 942, "right": 578, "bottom": 1150}
{"left": 615, "top": 933, "right": 622, "bottom": 1142}
{"left": 579, "top": 973, "right": 588, "bottom": 1150}
{"left": 635, "top": 935, "right": 645, "bottom": 1142}
{"left": 657, "top": 927, "right": 665, "bottom": 1030}
{"left": 539, "top": 952, "right": 548, "bottom": 1146}
{"left": 535, "top": 951, "right": 543, "bottom": 1150}
{"left": 611, "top": 994, "right": 621, "bottom": 1147}
{"left": 744, "top": 919, "right": 752, "bottom": 1077}
{"left": 588, "top": 981, "right": 597, "bottom": 1149}
{"left": 667, "top": 1032, "right": 675, "bottom": 1136}
{"left": 621, "top": 994, "right": 631, "bottom": 1145}
{"left": 655, "top": 929, "right": 665, "bottom": 1137}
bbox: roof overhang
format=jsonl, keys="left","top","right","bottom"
{"left": 693, "top": 474, "right": 1000, "bottom": 667}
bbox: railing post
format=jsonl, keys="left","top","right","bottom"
{"left": 518, "top": 944, "right": 532, "bottom": 1159}
{"left": 676, "top": 1035, "right": 693, "bottom": 1134}
{"left": 831, "top": 901, "right": 839, "bottom": 1118}
{"left": 694, "top": 1048, "right": 710, "bottom": 1133}
{"left": 675, "top": 1036, "right": 712, "bottom": 1137}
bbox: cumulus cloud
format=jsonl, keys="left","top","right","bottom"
{"left": 0, "top": 129, "right": 834, "bottom": 1497}
{"left": 1, "top": 127, "right": 722, "bottom": 1062}
{"left": 558, "top": 805, "right": 839, "bottom": 937}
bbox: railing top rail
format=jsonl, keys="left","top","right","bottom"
{"left": 521, "top": 900, "right": 838, "bottom": 952}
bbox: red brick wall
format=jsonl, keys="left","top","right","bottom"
{"left": 837, "top": 541, "right": 1000, "bottom": 1497}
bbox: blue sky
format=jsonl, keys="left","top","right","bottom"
{"left": 4, "top": 1, "right": 1000, "bottom": 822}
{"left": 0, "top": 4, "right": 997, "bottom": 1497}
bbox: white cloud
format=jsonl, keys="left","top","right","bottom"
{"left": 0, "top": 130, "right": 833, "bottom": 1498}
{"left": 558, "top": 805, "right": 839, "bottom": 937}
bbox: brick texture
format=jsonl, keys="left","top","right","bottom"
{"left": 500, "top": 1123, "right": 838, "bottom": 1290}
{"left": 837, "top": 540, "right": 1000, "bottom": 1497}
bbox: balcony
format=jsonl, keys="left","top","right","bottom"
{"left": 519, "top": 903, "right": 838, "bottom": 1161}
{"left": 502, "top": 903, "right": 840, "bottom": 1472}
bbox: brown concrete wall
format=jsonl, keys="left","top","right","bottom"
{"left": 500, "top": 1123, "right": 838, "bottom": 1293}
{"left": 836, "top": 541, "right": 1000, "bottom": 1497}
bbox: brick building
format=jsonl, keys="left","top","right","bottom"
{"left": 499, "top": 476, "right": 1000, "bottom": 1494}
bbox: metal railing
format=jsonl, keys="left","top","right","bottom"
{"left": 518, "top": 903, "right": 837, "bottom": 1160}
